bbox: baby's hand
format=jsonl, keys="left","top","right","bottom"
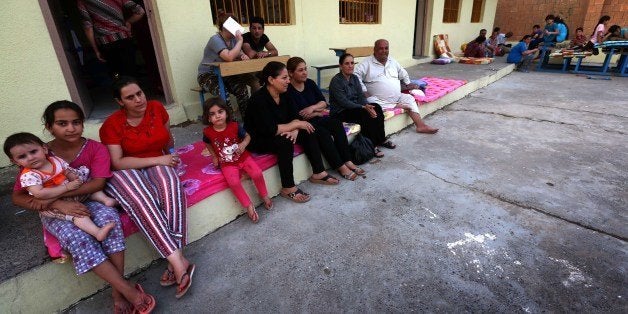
{"left": 66, "top": 179, "right": 82, "bottom": 191}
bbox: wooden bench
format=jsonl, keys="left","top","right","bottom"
{"left": 202, "top": 55, "right": 290, "bottom": 100}
{"left": 312, "top": 46, "right": 373, "bottom": 91}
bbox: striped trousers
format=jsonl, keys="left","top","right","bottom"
{"left": 106, "top": 165, "right": 187, "bottom": 258}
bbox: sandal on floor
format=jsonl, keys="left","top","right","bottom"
{"left": 381, "top": 140, "right": 396, "bottom": 149}
{"left": 133, "top": 284, "right": 156, "bottom": 314}
{"left": 308, "top": 174, "right": 340, "bottom": 185}
{"left": 349, "top": 166, "right": 366, "bottom": 175}
{"left": 159, "top": 269, "right": 176, "bottom": 287}
{"left": 280, "top": 188, "right": 311, "bottom": 203}
{"left": 113, "top": 301, "right": 133, "bottom": 314}
{"left": 175, "top": 264, "right": 196, "bottom": 299}
{"left": 341, "top": 171, "right": 358, "bottom": 181}
{"left": 374, "top": 148, "right": 385, "bottom": 158}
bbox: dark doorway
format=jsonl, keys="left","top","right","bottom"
{"left": 413, "top": 0, "right": 429, "bottom": 57}
{"left": 41, "top": 0, "right": 166, "bottom": 120}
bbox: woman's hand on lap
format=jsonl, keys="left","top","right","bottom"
{"left": 53, "top": 199, "right": 90, "bottom": 218}
{"left": 299, "top": 121, "right": 315, "bottom": 133}
{"left": 281, "top": 130, "right": 299, "bottom": 144}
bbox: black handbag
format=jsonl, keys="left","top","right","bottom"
{"left": 350, "top": 134, "right": 375, "bottom": 165}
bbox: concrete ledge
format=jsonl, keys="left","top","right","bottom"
{"left": 0, "top": 64, "right": 514, "bottom": 313}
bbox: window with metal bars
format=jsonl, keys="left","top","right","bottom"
{"left": 209, "top": 0, "right": 291, "bottom": 25}
{"left": 442, "top": 0, "right": 460, "bottom": 23}
{"left": 470, "top": 0, "right": 484, "bottom": 23}
{"left": 339, "top": 0, "right": 380, "bottom": 24}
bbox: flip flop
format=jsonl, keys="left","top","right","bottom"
{"left": 280, "top": 188, "right": 311, "bottom": 203}
{"left": 349, "top": 166, "right": 366, "bottom": 175}
{"left": 374, "top": 148, "right": 385, "bottom": 158}
{"left": 159, "top": 268, "right": 176, "bottom": 287}
{"left": 133, "top": 284, "right": 156, "bottom": 314}
{"left": 381, "top": 140, "right": 396, "bottom": 149}
{"left": 175, "top": 264, "right": 196, "bottom": 299}
{"left": 308, "top": 174, "right": 340, "bottom": 185}
{"left": 341, "top": 171, "right": 358, "bottom": 181}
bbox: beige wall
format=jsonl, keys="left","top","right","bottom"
{"left": 427, "top": 0, "right": 498, "bottom": 55}
{"left": 0, "top": 0, "right": 72, "bottom": 166}
{"left": 0, "top": 0, "right": 497, "bottom": 167}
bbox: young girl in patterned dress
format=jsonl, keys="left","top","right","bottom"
{"left": 4, "top": 132, "right": 116, "bottom": 241}
{"left": 202, "top": 97, "right": 273, "bottom": 223}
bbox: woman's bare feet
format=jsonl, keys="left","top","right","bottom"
{"left": 95, "top": 222, "right": 116, "bottom": 241}
{"left": 416, "top": 125, "right": 439, "bottom": 134}
{"left": 263, "top": 196, "right": 273, "bottom": 210}
{"left": 246, "top": 204, "right": 259, "bottom": 223}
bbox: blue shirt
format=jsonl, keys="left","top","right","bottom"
{"left": 556, "top": 23, "right": 568, "bottom": 42}
{"left": 507, "top": 41, "right": 527, "bottom": 63}
{"left": 544, "top": 23, "right": 558, "bottom": 42}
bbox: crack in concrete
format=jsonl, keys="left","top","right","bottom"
{"left": 398, "top": 160, "right": 628, "bottom": 243}
{"left": 443, "top": 108, "right": 626, "bottom": 135}
{"left": 468, "top": 94, "right": 628, "bottom": 120}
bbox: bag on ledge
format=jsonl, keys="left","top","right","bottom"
{"left": 350, "top": 134, "right": 375, "bottom": 165}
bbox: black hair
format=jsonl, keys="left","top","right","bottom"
{"left": 607, "top": 25, "right": 621, "bottom": 35}
{"left": 339, "top": 53, "right": 354, "bottom": 65}
{"left": 474, "top": 35, "right": 486, "bottom": 44}
{"left": 4, "top": 132, "right": 45, "bottom": 159}
{"left": 287, "top": 56, "right": 306, "bottom": 73}
{"left": 521, "top": 35, "right": 532, "bottom": 41}
{"left": 592, "top": 15, "right": 611, "bottom": 38}
{"left": 249, "top": 16, "right": 265, "bottom": 28}
{"left": 533, "top": 24, "right": 540, "bottom": 29}
{"left": 545, "top": 14, "right": 555, "bottom": 21}
{"left": 257, "top": 61, "right": 286, "bottom": 86}
{"left": 202, "top": 97, "right": 231, "bottom": 126}
{"left": 42, "top": 100, "right": 85, "bottom": 129}
{"left": 576, "top": 27, "right": 583, "bottom": 32}
{"left": 112, "top": 76, "right": 140, "bottom": 99}
{"left": 493, "top": 27, "right": 500, "bottom": 33}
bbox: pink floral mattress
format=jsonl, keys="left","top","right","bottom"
{"left": 404, "top": 76, "right": 467, "bottom": 103}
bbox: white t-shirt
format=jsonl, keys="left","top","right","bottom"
{"left": 591, "top": 24, "right": 605, "bottom": 44}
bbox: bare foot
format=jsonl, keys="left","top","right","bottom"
{"left": 416, "top": 126, "right": 439, "bottom": 134}
{"left": 103, "top": 197, "right": 118, "bottom": 207}
{"left": 263, "top": 196, "right": 273, "bottom": 210}
{"left": 95, "top": 222, "right": 115, "bottom": 241}
{"left": 246, "top": 204, "right": 259, "bottom": 223}
{"left": 112, "top": 290, "right": 133, "bottom": 314}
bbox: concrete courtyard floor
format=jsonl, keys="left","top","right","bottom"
{"left": 66, "top": 71, "right": 627, "bottom": 312}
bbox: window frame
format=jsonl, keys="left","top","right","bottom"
{"left": 470, "top": 0, "right": 484, "bottom": 23}
{"left": 339, "top": 0, "right": 381, "bottom": 24}
{"left": 442, "top": 0, "right": 460, "bottom": 24}
{"left": 209, "top": 0, "right": 292, "bottom": 26}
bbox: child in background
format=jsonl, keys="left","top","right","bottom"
{"left": 529, "top": 24, "right": 544, "bottom": 49}
{"left": 603, "top": 25, "right": 623, "bottom": 42}
{"left": 543, "top": 15, "right": 559, "bottom": 45}
{"left": 4, "top": 132, "right": 116, "bottom": 241}
{"left": 202, "top": 97, "right": 272, "bottom": 223}
{"left": 570, "top": 27, "right": 589, "bottom": 50}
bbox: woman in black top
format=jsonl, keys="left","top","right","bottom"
{"left": 244, "top": 62, "right": 339, "bottom": 203}
{"left": 286, "top": 56, "right": 365, "bottom": 180}
{"left": 329, "top": 53, "right": 386, "bottom": 157}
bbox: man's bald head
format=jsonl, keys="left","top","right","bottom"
{"left": 373, "top": 39, "right": 389, "bottom": 63}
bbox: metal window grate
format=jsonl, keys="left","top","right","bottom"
{"left": 470, "top": 0, "right": 484, "bottom": 23}
{"left": 210, "top": 0, "right": 292, "bottom": 25}
{"left": 339, "top": 0, "right": 380, "bottom": 24}
{"left": 442, "top": 0, "right": 460, "bottom": 23}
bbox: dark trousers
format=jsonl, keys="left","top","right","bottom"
{"left": 335, "top": 104, "right": 386, "bottom": 146}
{"left": 249, "top": 130, "right": 325, "bottom": 188}
{"left": 100, "top": 38, "right": 137, "bottom": 78}
{"left": 311, "top": 117, "right": 352, "bottom": 169}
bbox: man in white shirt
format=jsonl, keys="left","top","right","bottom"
{"left": 354, "top": 39, "right": 438, "bottom": 134}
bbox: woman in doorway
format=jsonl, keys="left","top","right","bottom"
{"left": 100, "top": 76, "right": 195, "bottom": 299}
{"left": 12, "top": 100, "right": 155, "bottom": 313}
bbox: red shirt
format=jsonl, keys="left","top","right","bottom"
{"left": 203, "top": 122, "right": 250, "bottom": 166}
{"left": 100, "top": 100, "right": 170, "bottom": 158}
